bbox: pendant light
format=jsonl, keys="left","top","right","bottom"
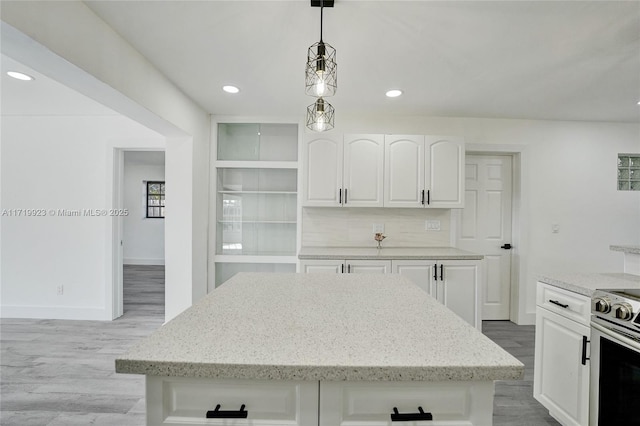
{"left": 306, "top": 0, "right": 336, "bottom": 132}
{"left": 306, "top": 97, "right": 335, "bottom": 132}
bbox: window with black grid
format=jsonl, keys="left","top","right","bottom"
{"left": 146, "top": 181, "right": 165, "bottom": 218}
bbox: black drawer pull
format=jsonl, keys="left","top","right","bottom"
{"left": 581, "top": 335, "right": 590, "bottom": 365}
{"left": 206, "top": 404, "right": 248, "bottom": 419}
{"left": 549, "top": 299, "right": 569, "bottom": 309}
{"left": 391, "top": 406, "right": 433, "bottom": 422}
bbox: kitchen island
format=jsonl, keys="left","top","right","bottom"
{"left": 116, "top": 272, "right": 523, "bottom": 425}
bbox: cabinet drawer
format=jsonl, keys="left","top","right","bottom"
{"left": 146, "top": 376, "right": 318, "bottom": 426}
{"left": 536, "top": 282, "right": 591, "bottom": 326}
{"left": 320, "top": 381, "right": 494, "bottom": 426}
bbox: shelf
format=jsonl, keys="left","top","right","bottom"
{"left": 215, "top": 161, "right": 298, "bottom": 169}
{"left": 217, "top": 220, "right": 296, "bottom": 224}
{"left": 214, "top": 255, "right": 298, "bottom": 263}
{"left": 218, "top": 191, "right": 297, "bottom": 195}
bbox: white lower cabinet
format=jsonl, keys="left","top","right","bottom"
{"left": 300, "top": 259, "right": 392, "bottom": 274}
{"left": 533, "top": 283, "right": 590, "bottom": 426}
{"left": 146, "top": 376, "right": 318, "bottom": 426}
{"left": 393, "top": 260, "right": 481, "bottom": 330}
{"left": 146, "top": 376, "right": 494, "bottom": 426}
{"left": 320, "top": 380, "right": 494, "bottom": 426}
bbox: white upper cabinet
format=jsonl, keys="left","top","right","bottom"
{"left": 425, "top": 136, "right": 465, "bottom": 208}
{"left": 384, "top": 135, "right": 425, "bottom": 207}
{"left": 343, "top": 134, "right": 384, "bottom": 207}
{"left": 302, "top": 134, "right": 343, "bottom": 206}
{"left": 304, "top": 133, "right": 464, "bottom": 208}
{"left": 302, "top": 134, "right": 384, "bottom": 207}
{"left": 384, "top": 135, "right": 464, "bottom": 208}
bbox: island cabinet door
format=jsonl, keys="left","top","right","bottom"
{"left": 319, "top": 381, "right": 494, "bottom": 426}
{"left": 146, "top": 376, "right": 318, "bottom": 426}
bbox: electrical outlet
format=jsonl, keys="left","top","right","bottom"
{"left": 373, "top": 223, "right": 385, "bottom": 233}
{"left": 57, "top": 285, "right": 64, "bottom": 296}
{"left": 425, "top": 220, "right": 441, "bottom": 231}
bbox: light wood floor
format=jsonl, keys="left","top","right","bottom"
{"left": 1, "top": 266, "right": 559, "bottom": 425}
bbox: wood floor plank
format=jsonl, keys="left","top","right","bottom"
{"left": 1, "top": 267, "right": 559, "bottom": 425}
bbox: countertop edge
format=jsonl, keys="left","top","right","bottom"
{"left": 610, "top": 245, "right": 640, "bottom": 255}
{"left": 298, "top": 247, "right": 484, "bottom": 261}
{"left": 115, "top": 359, "right": 524, "bottom": 382}
{"left": 537, "top": 276, "right": 595, "bottom": 297}
{"left": 298, "top": 254, "right": 484, "bottom": 260}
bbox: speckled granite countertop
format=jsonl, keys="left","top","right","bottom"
{"left": 610, "top": 245, "right": 640, "bottom": 255}
{"left": 538, "top": 273, "right": 640, "bottom": 297}
{"left": 116, "top": 273, "right": 522, "bottom": 382}
{"left": 298, "top": 246, "right": 483, "bottom": 260}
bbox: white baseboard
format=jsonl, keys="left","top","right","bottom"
{"left": 124, "top": 258, "right": 165, "bottom": 265}
{"left": 0, "top": 305, "right": 110, "bottom": 320}
{"left": 516, "top": 310, "right": 536, "bottom": 326}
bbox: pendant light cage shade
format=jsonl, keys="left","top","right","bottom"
{"left": 305, "top": 41, "right": 337, "bottom": 98}
{"left": 306, "top": 98, "right": 335, "bottom": 132}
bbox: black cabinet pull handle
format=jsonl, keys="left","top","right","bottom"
{"left": 341, "top": 263, "right": 344, "bottom": 274}
{"left": 421, "top": 189, "right": 425, "bottom": 205}
{"left": 206, "top": 404, "right": 248, "bottom": 419}
{"left": 433, "top": 263, "right": 438, "bottom": 280}
{"left": 581, "top": 336, "right": 590, "bottom": 365}
{"left": 439, "top": 264, "right": 444, "bottom": 281}
{"left": 348, "top": 264, "right": 351, "bottom": 273}
{"left": 391, "top": 406, "right": 433, "bottom": 422}
{"left": 339, "top": 188, "right": 342, "bottom": 204}
{"left": 344, "top": 188, "right": 348, "bottom": 204}
{"left": 501, "top": 243, "right": 512, "bottom": 250}
{"left": 549, "top": 299, "right": 569, "bottom": 309}
{"left": 427, "top": 189, "right": 430, "bottom": 205}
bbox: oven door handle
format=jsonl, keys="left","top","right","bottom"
{"left": 591, "top": 321, "right": 640, "bottom": 352}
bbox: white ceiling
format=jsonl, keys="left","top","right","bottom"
{"left": 1, "top": 55, "right": 119, "bottom": 116}
{"left": 80, "top": 0, "right": 640, "bottom": 123}
{"left": 1, "top": 2, "right": 638, "bottom": 123}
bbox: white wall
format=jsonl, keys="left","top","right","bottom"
{"left": 2, "top": 1, "right": 211, "bottom": 321}
{"left": 1, "top": 115, "right": 164, "bottom": 320}
{"left": 123, "top": 154, "right": 165, "bottom": 265}
{"left": 311, "top": 116, "right": 640, "bottom": 324}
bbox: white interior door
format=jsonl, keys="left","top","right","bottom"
{"left": 457, "top": 155, "right": 512, "bottom": 320}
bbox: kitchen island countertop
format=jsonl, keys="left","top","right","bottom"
{"left": 298, "top": 246, "right": 483, "bottom": 260}
{"left": 116, "top": 273, "right": 522, "bottom": 382}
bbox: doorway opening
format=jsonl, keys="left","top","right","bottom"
{"left": 113, "top": 149, "right": 166, "bottom": 319}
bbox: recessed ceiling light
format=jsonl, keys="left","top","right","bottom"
{"left": 223, "top": 85, "right": 240, "bottom": 94}
{"left": 386, "top": 89, "right": 403, "bottom": 98}
{"left": 637, "top": 100, "right": 640, "bottom": 105}
{"left": 7, "top": 71, "right": 34, "bottom": 81}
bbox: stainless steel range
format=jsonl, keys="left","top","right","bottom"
{"left": 590, "top": 288, "right": 640, "bottom": 425}
{"left": 592, "top": 288, "right": 640, "bottom": 341}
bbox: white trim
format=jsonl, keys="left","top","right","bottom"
{"left": 1, "top": 305, "right": 110, "bottom": 321}
{"left": 124, "top": 258, "right": 166, "bottom": 266}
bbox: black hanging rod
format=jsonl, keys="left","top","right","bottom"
{"left": 311, "top": 0, "right": 334, "bottom": 7}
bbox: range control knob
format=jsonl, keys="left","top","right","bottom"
{"left": 613, "top": 303, "right": 634, "bottom": 321}
{"left": 593, "top": 297, "right": 611, "bottom": 314}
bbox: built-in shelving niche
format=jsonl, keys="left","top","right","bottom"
{"left": 214, "top": 123, "right": 299, "bottom": 287}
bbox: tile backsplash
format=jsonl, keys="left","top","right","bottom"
{"left": 302, "top": 207, "right": 452, "bottom": 248}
